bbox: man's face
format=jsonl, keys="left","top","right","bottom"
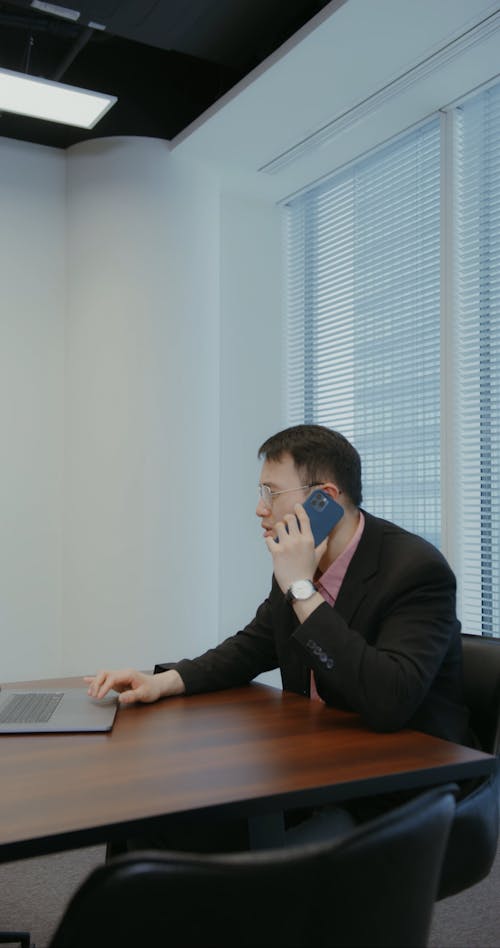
{"left": 256, "top": 453, "right": 313, "bottom": 540}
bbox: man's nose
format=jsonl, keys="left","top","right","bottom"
{"left": 256, "top": 497, "right": 270, "bottom": 517}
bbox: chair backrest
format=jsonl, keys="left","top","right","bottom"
{"left": 461, "top": 633, "right": 500, "bottom": 753}
{"left": 49, "top": 784, "right": 456, "bottom": 948}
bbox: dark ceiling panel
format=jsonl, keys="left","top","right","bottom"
{"left": 0, "top": 0, "right": 332, "bottom": 149}
{"left": 69, "top": 0, "right": 327, "bottom": 67}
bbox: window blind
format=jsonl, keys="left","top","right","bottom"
{"left": 455, "top": 84, "right": 500, "bottom": 636}
{"left": 286, "top": 118, "right": 442, "bottom": 546}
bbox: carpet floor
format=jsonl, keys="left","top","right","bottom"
{"left": 0, "top": 835, "right": 498, "bottom": 947}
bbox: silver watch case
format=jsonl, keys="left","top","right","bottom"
{"left": 286, "top": 579, "right": 316, "bottom": 603}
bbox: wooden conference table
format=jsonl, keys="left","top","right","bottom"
{"left": 0, "top": 677, "right": 496, "bottom": 863}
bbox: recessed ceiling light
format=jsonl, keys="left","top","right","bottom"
{"left": 31, "top": 2, "right": 80, "bottom": 21}
{"left": 0, "top": 66, "right": 117, "bottom": 129}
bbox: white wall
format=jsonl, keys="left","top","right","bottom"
{"left": 0, "top": 139, "right": 65, "bottom": 680}
{"left": 63, "top": 138, "right": 222, "bottom": 674}
{"left": 0, "top": 134, "right": 284, "bottom": 683}
{"left": 218, "top": 191, "right": 283, "bottom": 685}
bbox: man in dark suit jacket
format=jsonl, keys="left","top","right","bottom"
{"left": 88, "top": 423, "right": 467, "bottom": 743}
{"left": 167, "top": 510, "right": 467, "bottom": 745}
{"left": 87, "top": 424, "right": 468, "bottom": 842}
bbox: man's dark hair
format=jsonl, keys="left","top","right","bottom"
{"left": 258, "top": 424, "right": 362, "bottom": 506}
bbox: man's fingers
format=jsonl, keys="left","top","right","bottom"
{"left": 97, "top": 676, "right": 117, "bottom": 699}
{"left": 85, "top": 670, "right": 128, "bottom": 699}
{"left": 85, "top": 669, "right": 161, "bottom": 705}
{"left": 283, "top": 511, "right": 300, "bottom": 535}
{"left": 265, "top": 535, "right": 277, "bottom": 554}
{"left": 294, "top": 503, "right": 313, "bottom": 537}
{"left": 84, "top": 671, "right": 106, "bottom": 697}
{"left": 118, "top": 688, "right": 140, "bottom": 705}
{"left": 273, "top": 520, "right": 288, "bottom": 542}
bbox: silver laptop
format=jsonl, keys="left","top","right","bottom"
{"left": 0, "top": 687, "right": 118, "bottom": 733}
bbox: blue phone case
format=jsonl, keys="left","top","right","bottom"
{"left": 303, "top": 489, "right": 344, "bottom": 546}
{"left": 274, "top": 489, "right": 343, "bottom": 546}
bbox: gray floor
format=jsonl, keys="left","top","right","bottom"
{"left": 0, "top": 836, "right": 498, "bottom": 947}
{"left": 0, "top": 845, "right": 105, "bottom": 948}
{"left": 429, "top": 845, "right": 500, "bottom": 948}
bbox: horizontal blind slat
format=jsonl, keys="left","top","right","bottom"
{"left": 286, "top": 116, "right": 442, "bottom": 547}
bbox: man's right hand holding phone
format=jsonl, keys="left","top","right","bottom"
{"left": 266, "top": 503, "right": 327, "bottom": 622}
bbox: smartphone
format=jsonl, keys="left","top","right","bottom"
{"left": 274, "top": 489, "right": 344, "bottom": 547}
{"left": 303, "top": 489, "right": 344, "bottom": 546}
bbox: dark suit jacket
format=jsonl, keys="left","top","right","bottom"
{"left": 158, "top": 512, "right": 469, "bottom": 744}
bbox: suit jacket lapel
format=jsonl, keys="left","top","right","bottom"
{"left": 334, "top": 511, "right": 384, "bottom": 625}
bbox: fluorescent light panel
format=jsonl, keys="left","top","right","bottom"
{"left": 0, "top": 66, "right": 117, "bottom": 128}
{"left": 31, "top": 1, "right": 80, "bottom": 21}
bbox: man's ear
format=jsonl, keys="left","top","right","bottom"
{"left": 319, "top": 482, "right": 342, "bottom": 501}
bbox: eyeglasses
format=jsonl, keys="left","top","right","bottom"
{"left": 258, "top": 483, "right": 320, "bottom": 508}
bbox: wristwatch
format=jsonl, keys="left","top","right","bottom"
{"left": 286, "top": 579, "right": 316, "bottom": 603}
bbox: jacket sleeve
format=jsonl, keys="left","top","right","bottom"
{"left": 156, "top": 593, "right": 279, "bottom": 695}
{"left": 291, "top": 555, "right": 460, "bottom": 732}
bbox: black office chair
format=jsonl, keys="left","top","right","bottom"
{"left": 437, "top": 632, "right": 500, "bottom": 899}
{"left": 49, "top": 784, "right": 455, "bottom": 948}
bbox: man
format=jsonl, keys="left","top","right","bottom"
{"left": 87, "top": 424, "right": 469, "bottom": 842}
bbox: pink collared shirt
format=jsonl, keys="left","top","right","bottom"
{"left": 315, "top": 510, "right": 365, "bottom": 606}
{"left": 310, "top": 510, "right": 365, "bottom": 700}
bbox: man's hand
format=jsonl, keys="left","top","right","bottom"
{"left": 265, "top": 503, "right": 327, "bottom": 594}
{"left": 84, "top": 668, "right": 185, "bottom": 705}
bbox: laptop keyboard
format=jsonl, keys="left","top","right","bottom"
{"left": 0, "top": 692, "right": 64, "bottom": 724}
